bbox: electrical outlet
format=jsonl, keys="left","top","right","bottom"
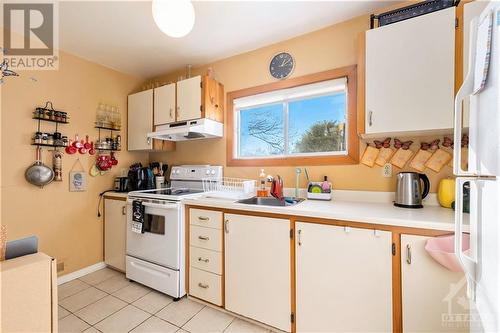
{"left": 383, "top": 163, "right": 392, "bottom": 178}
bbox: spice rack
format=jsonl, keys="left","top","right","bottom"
{"left": 32, "top": 102, "right": 69, "bottom": 149}
{"left": 95, "top": 125, "right": 121, "bottom": 152}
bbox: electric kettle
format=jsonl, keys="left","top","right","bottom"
{"left": 394, "top": 172, "right": 430, "bottom": 208}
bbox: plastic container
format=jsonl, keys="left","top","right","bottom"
{"left": 425, "top": 234, "right": 470, "bottom": 272}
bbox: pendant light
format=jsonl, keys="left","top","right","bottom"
{"left": 152, "top": 0, "right": 195, "bottom": 38}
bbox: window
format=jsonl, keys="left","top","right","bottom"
{"left": 227, "top": 66, "right": 358, "bottom": 166}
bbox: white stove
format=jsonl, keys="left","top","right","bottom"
{"left": 126, "top": 165, "right": 222, "bottom": 300}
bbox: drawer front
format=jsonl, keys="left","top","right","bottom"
{"left": 190, "top": 246, "right": 222, "bottom": 275}
{"left": 190, "top": 225, "right": 222, "bottom": 252}
{"left": 189, "top": 267, "right": 222, "bottom": 306}
{"left": 190, "top": 209, "right": 222, "bottom": 229}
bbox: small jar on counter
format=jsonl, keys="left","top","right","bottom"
{"left": 41, "top": 133, "right": 48, "bottom": 144}
{"left": 47, "top": 134, "right": 54, "bottom": 145}
{"left": 61, "top": 136, "right": 69, "bottom": 147}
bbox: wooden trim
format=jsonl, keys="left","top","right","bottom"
{"left": 185, "top": 205, "right": 453, "bottom": 236}
{"left": 185, "top": 208, "right": 190, "bottom": 294}
{"left": 226, "top": 66, "right": 359, "bottom": 167}
{"left": 290, "top": 219, "right": 297, "bottom": 333}
{"left": 392, "top": 232, "right": 403, "bottom": 333}
{"left": 221, "top": 213, "right": 226, "bottom": 308}
{"left": 357, "top": 32, "right": 366, "bottom": 135}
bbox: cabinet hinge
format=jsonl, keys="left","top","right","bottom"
{"left": 290, "top": 229, "right": 294, "bottom": 239}
{"left": 200, "top": 105, "right": 203, "bottom": 112}
{"left": 291, "top": 312, "right": 295, "bottom": 323}
{"left": 392, "top": 242, "right": 396, "bottom": 256}
{"left": 455, "top": 17, "right": 459, "bottom": 29}
{"left": 200, "top": 82, "right": 203, "bottom": 88}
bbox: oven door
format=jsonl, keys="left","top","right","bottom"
{"left": 126, "top": 200, "right": 180, "bottom": 270}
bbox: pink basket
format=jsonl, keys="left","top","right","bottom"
{"left": 425, "top": 234, "right": 470, "bottom": 272}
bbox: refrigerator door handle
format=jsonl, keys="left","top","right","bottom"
{"left": 454, "top": 18, "right": 478, "bottom": 177}
{"left": 454, "top": 177, "right": 477, "bottom": 299}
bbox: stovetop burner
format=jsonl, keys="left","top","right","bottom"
{"left": 153, "top": 188, "right": 204, "bottom": 196}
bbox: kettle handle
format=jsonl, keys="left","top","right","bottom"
{"left": 419, "top": 173, "right": 430, "bottom": 199}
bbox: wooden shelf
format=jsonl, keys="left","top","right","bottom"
{"left": 96, "top": 148, "right": 121, "bottom": 152}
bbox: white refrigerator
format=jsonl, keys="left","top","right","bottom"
{"left": 454, "top": 1, "right": 500, "bottom": 332}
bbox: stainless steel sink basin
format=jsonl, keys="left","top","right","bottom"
{"left": 236, "top": 196, "right": 304, "bottom": 207}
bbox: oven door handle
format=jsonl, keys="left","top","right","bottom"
{"left": 140, "top": 202, "right": 179, "bottom": 210}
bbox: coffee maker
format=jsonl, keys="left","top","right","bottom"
{"left": 127, "top": 163, "right": 154, "bottom": 191}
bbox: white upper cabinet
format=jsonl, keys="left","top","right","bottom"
{"left": 154, "top": 83, "right": 176, "bottom": 125}
{"left": 295, "top": 222, "right": 392, "bottom": 332}
{"left": 128, "top": 89, "right": 153, "bottom": 150}
{"left": 177, "top": 75, "right": 202, "bottom": 122}
{"left": 365, "top": 7, "right": 456, "bottom": 135}
{"left": 401, "top": 234, "right": 468, "bottom": 333}
{"left": 224, "top": 214, "right": 291, "bottom": 332}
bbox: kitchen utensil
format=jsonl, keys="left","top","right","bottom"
{"left": 394, "top": 172, "right": 430, "bottom": 208}
{"left": 88, "top": 142, "right": 96, "bottom": 155}
{"left": 97, "top": 155, "right": 111, "bottom": 171}
{"left": 79, "top": 143, "right": 87, "bottom": 154}
{"left": 270, "top": 175, "right": 284, "bottom": 201}
{"left": 25, "top": 147, "right": 55, "bottom": 187}
{"left": 65, "top": 140, "right": 77, "bottom": 154}
{"left": 84, "top": 135, "right": 91, "bottom": 149}
{"left": 52, "top": 150, "right": 62, "bottom": 181}
{"left": 110, "top": 152, "right": 118, "bottom": 166}
{"left": 304, "top": 168, "right": 310, "bottom": 183}
{"left": 73, "top": 135, "right": 83, "bottom": 149}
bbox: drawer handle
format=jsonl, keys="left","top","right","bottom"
{"left": 198, "top": 257, "right": 210, "bottom": 263}
{"left": 122, "top": 206, "right": 126, "bottom": 216}
{"left": 198, "top": 236, "right": 210, "bottom": 241}
{"left": 406, "top": 244, "right": 412, "bottom": 265}
{"left": 198, "top": 216, "right": 210, "bottom": 221}
{"left": 198, "top": 282, "right": 209, "bottom": 289}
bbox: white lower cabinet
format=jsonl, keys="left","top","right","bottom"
{"left": 295, "top": 222, "right": 393, "bottom": 332}
{"left": 104, "top": 198, "right": 127, "bottom": 271}
{"left": 224, "top": 214, "right": 291, "bottom": 332}
{"left": 401, "top": 234, "right": 468, "bottom": 333}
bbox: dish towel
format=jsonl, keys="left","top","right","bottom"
{"left": 131, "top": 200, "right": 145, "bottom": 234}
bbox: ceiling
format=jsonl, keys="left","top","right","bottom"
{"left": 59, "top": 1, "right": 398, "bottom": 79}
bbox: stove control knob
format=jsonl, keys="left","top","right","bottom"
{"left": 205, "top": 170, "right": 210, "bottom": 175}
{"left": 211, "top": 170, "right": 216, "bottom": 175}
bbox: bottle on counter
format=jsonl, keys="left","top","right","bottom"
{"left": 257, "top": 168, "right": 268, "bottom": 197}
{"left": 321, "top": 176, "right": 331, "bottom": 193}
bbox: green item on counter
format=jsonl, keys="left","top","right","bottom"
{"left": 309, "top": 184, "right": 323, "bottom": 193}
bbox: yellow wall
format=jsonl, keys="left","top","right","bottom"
{"left": 1, "top": 51, "right": 147, "bottom": 275}
{"left": 149, "top": 14, "right": 453, "bottom": 192}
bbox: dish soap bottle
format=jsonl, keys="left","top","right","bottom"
{"left": 321, "top": 176, "right": 331, "bottom": 193}
{"left": 257, "top": 169, "right": 268, "bottom": 197}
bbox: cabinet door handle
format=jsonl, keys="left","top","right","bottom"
{"left": 198, "top": 282, "right": 209, "bottom": 289}
{"left": 224, "top": 219, "right": 229, "bottom": 233}
{"left": 198, "top": 235, "right": 209, "bottom": 241}
{"left": 297, "top": 229, "right": 302, "bottom": 246}
{"left": 406, "top": 244, "right": 412, "bottom": 264}
{"left": 122, "top": 206, "right": 126, "bottom": 216}
{"left": 169, "top": 108, "right": 173, "bottom": 118}
{"left": 198, "top": 257, "right": 209, "bottom": 263}
{"left": 368, "top": 110, "right": 373, "bottom": 127}
{"left": 198, "top": 216, "right": 209, "bottom": 221}
{"left": 147, "top": 137, "right": 151, "bottom": 145}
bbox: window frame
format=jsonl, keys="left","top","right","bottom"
{"left": 226, "top": 66, "right": 359, "bottom": 166}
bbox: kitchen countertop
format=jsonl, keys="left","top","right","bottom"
{"left": 103, "top": 191, "right": 128, "bottom": 199}
{"left": 183, "top": 191, "right": 464, "bottom": 232}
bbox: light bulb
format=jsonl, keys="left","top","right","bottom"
{"left": 152, "top": 0, "right": 195, "bottom": 38}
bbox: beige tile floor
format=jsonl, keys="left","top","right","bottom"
{"left": 59, "top": 268, "right": 272, "bottom": 333}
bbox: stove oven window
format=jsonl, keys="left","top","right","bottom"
{"left": 143, "top": 214, "right": 165, "bottom": 235}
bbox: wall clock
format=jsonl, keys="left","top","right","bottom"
{"left": 269, "top": 52, "right": 295, "bottom": 80}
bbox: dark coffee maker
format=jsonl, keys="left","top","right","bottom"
{"left": 127, "top": 163, "right": 152, "bottom": 191}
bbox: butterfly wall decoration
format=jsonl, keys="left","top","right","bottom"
{"left": 0, "top": 59, "right": 19, "bottom": 85}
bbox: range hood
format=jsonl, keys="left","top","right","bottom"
{"left": 147, "top": 118, "right": 223, "bottom": 142}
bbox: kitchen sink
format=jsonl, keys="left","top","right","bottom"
{"left": 236, "top": 196, "right": 304, "bottom": 207}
